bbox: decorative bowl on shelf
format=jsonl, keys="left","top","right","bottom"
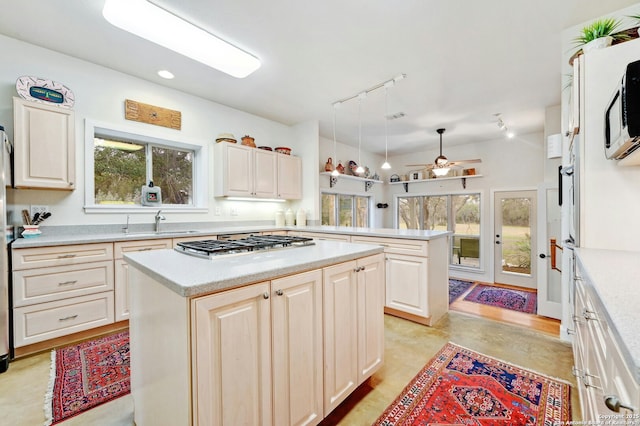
{"left": 257, "top": 146, "right": 272, "bottom": 151}
{"left": 215, "top": 133, "right": 237, "bottom": 143}
{"left": 275, "top": 146, "right": 291, "bottom": 155}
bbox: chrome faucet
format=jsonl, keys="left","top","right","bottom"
{"left": 154, "top": 210, "right": 166, "bottom": 232}
{"left": 122, "top": 215, "right": 130, "bottom": 234}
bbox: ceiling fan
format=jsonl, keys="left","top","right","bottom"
{"left": 407, "top": 128, "right": 481, "bottom": 177}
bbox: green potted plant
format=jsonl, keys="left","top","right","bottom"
{"left": 574, "top": 17, "right": 627, "bottom": 53}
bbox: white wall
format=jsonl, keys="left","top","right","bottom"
{"left": 0, "top": 34, "right": 319, "bottom": 228}
{"left": 387, "top": 132, "right": 545, "bottom": 283}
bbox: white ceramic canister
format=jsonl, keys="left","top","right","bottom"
{"left": 275, "top": 210, "right": 285, "bottom": 227}
{"left": 284, "top": 208, "right": 295, "bottom": 226}
{"left": 296, "top": 209, "right": 306, "bottom": 227}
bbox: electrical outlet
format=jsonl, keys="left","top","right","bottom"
{"left": 30, "top": 205, "right": 49, "bottom": 217}
{"left": 214, "top": 207, "right": 222, "bottom": 216}
{"left": 230, "top": 207, "right": 238, "bottom": 216}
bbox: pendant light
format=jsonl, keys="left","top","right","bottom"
{"left": 381, "top": 83, "right": 392, "bottom": 170}
{"left": 356, "top": 93, "right": 365, "bottom": 175}
{"left": 331, "top": 103, "right": 340, "bottom": 176}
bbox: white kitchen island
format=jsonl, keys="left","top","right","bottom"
{"left": 124, "top": 240, "right": 385, "bottom": 426}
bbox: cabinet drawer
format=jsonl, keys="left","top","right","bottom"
{"left": 114, "top": 239, "right": 172, "bottom": 259}
{"left": 12, "top": 243, "right": 114, "bottom": 270}
{"left": 13, "top": 292, "right": 115, "bottom": 347}
{"left": 350, "top": 236, "right": 428, "bottom": 257}
{"left": 13, "top": 260, "right": 114, "bottom": 307}
{"left": 290, "top": 231, "right": 351, "bottom": 242}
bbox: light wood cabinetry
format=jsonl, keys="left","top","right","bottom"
{"left": 572, "top": 263, "right": 640, "bottom": 422}
{"left": 277, "top": 153, "right": 302, "bottom": 199}
{"left": 113, "top": 239, "right": 172, "bottom": 321}
{"left": 192, "top": 269, "right": 324, "bottom": 426}
{"left": 129, "top": 252, "right": 382, "bottom": 426}
{"left": 214, "top": 142, "right": 301, "bottom": 199}
{"left": 13, "top": 97, "right": 75, "bottom": 190}
{"left": 349, "top": 235, "right": 448, "bottom": 326}
{"left": 12, "top": 243, "right": 114, "bottom": 347}
{"left": 322, "top": 254, "right": 384, "bottom": 413}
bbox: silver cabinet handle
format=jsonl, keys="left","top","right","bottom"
{"left": 263, "top": 292, "right": 270, "bottom": 299}
{"left": 582, "top": 308, "right": 598, "bottom": 321}
{"left": 275, "top": 289, "right": 283, "bottom": 296}
{"left": 59, "top": 314, "right": 78, "bottom": 321}
{"left": 58, "top": 280, "right": 78, "bottom": 286}
{"left": 58, "top": 254, "right": 77, "bottom": 259}
{"left": 604, "top": 395, "right": 636, "bottom": 413}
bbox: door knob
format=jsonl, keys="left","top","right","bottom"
{"left": 495, "top": 241, "right": 501, "bottom": 245}
{"left": 539, "top": 253, "right": 547, "bottom": 258}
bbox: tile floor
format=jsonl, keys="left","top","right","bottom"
{"left": 0, "top": 311, "right": 579, "bottom": 425}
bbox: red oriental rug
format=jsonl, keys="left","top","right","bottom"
{"left": 373, "top": 342, "right": 571, "bottom": 425}
{"left": 45, "top": 331, "right": 130, "bottom": 425}
{"left": 463, "top": 284, "right": 537, "bottom": 314}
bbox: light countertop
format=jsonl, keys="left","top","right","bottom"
{"left": 11, "top": 224, "right": 450, "bottom": 248}
{"left": 575, "top": 248, "right": 640, "bottom": 382}
{"left": 124, "top": 240, "right": 383, "bottom": 297}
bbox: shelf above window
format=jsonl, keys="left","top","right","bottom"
{"left": 388, "top": 174, "right": 482, "bottom": 191}
{"left": 320, "top": 172, "right": 383, "bottom": 192}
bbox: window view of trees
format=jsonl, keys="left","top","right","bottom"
{"left": 94, "top": 136, "right": 193, "bottom": 205}
{"left": 321, "top": 193, "right": 369, "bottom": 227}
{"left": 398, "top": 193, "right": 481, "bottom": 268}
{"left": 500, "top": 197, "right": 532, "bottom": 274}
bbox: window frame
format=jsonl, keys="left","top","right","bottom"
{"left": 394, "top": 190, "right": 484, "bottom": 271}
{"left": 84, "top": 119, "right": 208, "bottom": 213}
{"left": 321, "top": 190, "right": 372, "bottom": 227}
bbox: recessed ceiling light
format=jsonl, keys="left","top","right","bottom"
{"left": 157, "top": 70, "right": 175, "bottom": 79}
{"left": 102, "top": 0, "right": 261, "bottom": 78}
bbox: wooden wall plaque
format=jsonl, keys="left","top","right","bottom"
{"left": 125, "top": 99, "right": 181, "bottom": 130}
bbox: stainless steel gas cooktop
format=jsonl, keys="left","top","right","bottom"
{"left": 175, "top": 234, "right": 314, "bottom": 258}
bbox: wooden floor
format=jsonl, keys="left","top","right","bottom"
{"left": 449, "top": 279, "right": 561, "bottom": 336}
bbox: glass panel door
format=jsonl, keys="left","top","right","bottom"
{"left": 452, "top": 194, "right": 480, "bottom": 267}
{"left": 494, "top": 190, "right": 537, "bottom": 289}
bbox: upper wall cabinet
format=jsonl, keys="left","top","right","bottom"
{"left": 214, "top": 142, "right": 301, "bottom": 200}
{"left": 13, "top": 97, "right": 75, "bottom": 190}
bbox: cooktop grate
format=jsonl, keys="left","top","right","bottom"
{"left": 175, "top": 234, "right": 314, "bottom": 258}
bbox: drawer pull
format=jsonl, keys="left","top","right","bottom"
{"left": 139, "top": 247, "right": 153, "bottom": 251}
{"left": 59, "top": 314, "right": 78, "bottom": 321}
{"left": 58, "top": 280, "right": 78, "bottom": 286}
{"left": 58, "top": 254, "right": 77, "bottom": 259}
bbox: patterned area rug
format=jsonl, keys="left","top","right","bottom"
{"left": 373, "top": 342, "right": 571, "bottom": 425}
{"left": 449, "top": 278, "right": 474, "bottom": 303}
{"left": 45, "top": 331, "right": 130, "bottom": 425}
{"left": 464, "top": 284, "right": 537, "bottom": 314}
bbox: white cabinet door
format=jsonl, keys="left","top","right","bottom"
{"left": 214, "top": 142, "right": 253, "bottom": 197}
{"left": 356, "top": 254, "right": 385, "bottom": 383}
{"left": 13, "top": 97, "right": 75, "bottom": 190}
{"left": 192, "top": 283, "right": 272, "bottom": 426}
{"left": 385, "top": 252, "right": 428, "bottom": 318}
{"left": 277, "top": 154, "right": 302, "bottom": 199}
{"left": 272, "top": 270, "right": 323, "bottom": 426}
{"left": 322, "top": 261, "right": 358, "bottom": 414}
{"left": 254, "top": 148, "right": 278, "bottom": 198}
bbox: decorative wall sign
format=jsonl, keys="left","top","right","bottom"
{"left": 15, "top": 76, "right": 75, "bottom": 108}
{"left": 124, "top": 99, "right": 181, "bottom": 130}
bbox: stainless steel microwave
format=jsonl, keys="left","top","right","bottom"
{"left": 605, "top": 59, "right": 640, "bottom": 160}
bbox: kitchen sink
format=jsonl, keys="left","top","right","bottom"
{"left": 124, "top": 230, "right": 200, "bottom": 237}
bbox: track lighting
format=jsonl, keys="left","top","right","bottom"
{"left": 495, "top": 114, "right": 515, "bottom": 139}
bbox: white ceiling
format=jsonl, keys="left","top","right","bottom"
{"left": 1, "top": 0, "right": 639, "bottom": 155}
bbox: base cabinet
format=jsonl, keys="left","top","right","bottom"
{"left": 572, "top": 260, "right": 640, "bottom": 422}
{"left": 130, "top": 254, "right": 383, "bottom": 426}
{"left": 323, "top": 254, "right": 384, "bottom": 413}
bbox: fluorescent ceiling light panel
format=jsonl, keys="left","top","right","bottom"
{"left": 102, "top": 0, "right": 261, "bottom": 78}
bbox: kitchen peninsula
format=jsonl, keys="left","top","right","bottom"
{"left": 124, "top": 239, "right": 385, "bottom": 426}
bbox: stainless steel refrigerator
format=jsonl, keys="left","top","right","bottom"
{"left": 0, "top": 125, "right": 10, "bottom": 373}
